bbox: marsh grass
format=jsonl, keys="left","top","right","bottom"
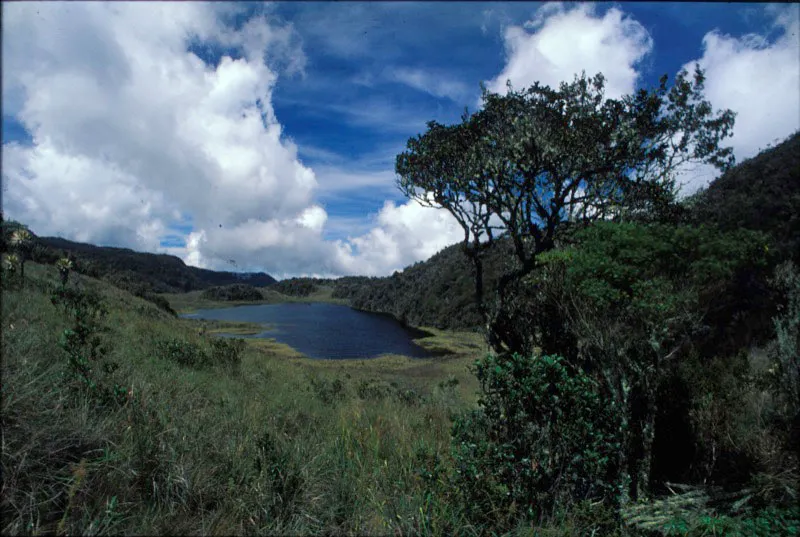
{"left": 1, "top": 262, "right": 479, "bottom": 535}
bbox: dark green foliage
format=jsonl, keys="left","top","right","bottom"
{"left": 397, "top": 67, "right": 735, "bottom": 354}
{"left": 154, "top": 336, "right": 244, "bottom": 371}
{"left": 661, "top": 506, "right": 800, "bottom": 537}
{"left": 309, "top": 376, "right": 346, "bottom": 405}
{"left": 272, "top": 278, "right": 321, "bottom": 297}
{"left": 138, "top": 292, "right": 177, "bottom": 316}
{"left": 687, "top": 131, "right": 800, "bottom": 264}
{"left": 768, "top": 262, "right": 800, "bottom": 415}
{"left": 153, "top": 338, "right": 209, "bottom": 368}
{"left": 252, "top": 431, "right": 305, "bottom": 523}
{"left": 208, "top": 337, "right": 246, "bottom": 372}
{"left": 36, "top": 235, "right": 277, "bottom": 292}
{"left": 356, "top": 379, "right": 395, "bottom": 401}
{"left": 452, "top": 354, "right": 621, "bottom": 529}
{"left": 331, "top": 240, "right": 510, "bottom": 330}
{"left": 200, "top": 283, "right": 264, "bottom": 301}
{"left": 49, "top": 284, "right": 128, "bottom": 408}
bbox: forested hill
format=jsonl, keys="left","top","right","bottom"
{"left": 286, "top": 131, "right": 800, "bottom": 331}
{"left": 332, "top": 240, "right": 511, "bottom": 330}
{"left": 689, "top": 130, "right": 800, "bottom": 262}
{"left": 1, "top": 233, "right": 276, "bottom": 294}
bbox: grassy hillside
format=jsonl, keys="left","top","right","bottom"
{"left": 2, "top": 262, "right": 487, "bottom": 535}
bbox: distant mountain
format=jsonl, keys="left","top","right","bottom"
{"left": 8, "top": 233, "right": 276, "bottom": 294}
{"left": 4, "top": 131, "right": 794, "bottom": 329}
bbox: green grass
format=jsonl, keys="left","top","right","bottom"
{"left": 1, "top": 262, "right": 480, "bottom": 535}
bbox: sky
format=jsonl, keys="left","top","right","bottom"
{"left": 2, "top": 2, "right": 798, "bottom": 279}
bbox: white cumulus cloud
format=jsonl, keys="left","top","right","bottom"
{"left": 487, "top": 3, "right": 653, "bottom": 99}
{"left": 1, "top": 2, "right": 465, "bottom": 278}
{"left": 333, "top": 199, "right": 464, "bottom": 277}
{"left": 675, "top": 4, "right": 800, "bottom": 194}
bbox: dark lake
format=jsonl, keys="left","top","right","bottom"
{"left": 181, "top": 302, "right": 432, "bottom": 359}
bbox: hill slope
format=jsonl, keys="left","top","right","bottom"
{"left": 18, "top": 234, "right": 277, "bottom": 293}
{"left": 688, "top": 130, "right": 800, "bottom": 262}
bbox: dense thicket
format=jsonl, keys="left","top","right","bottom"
{"left": 271, "top": 277, "right": 326, "bottom": 297}
{"left": 332, "top": 242, "right": 510, "bottom": 329}
{"left": 387, "top": 68, "right": 799, "bottom": 533}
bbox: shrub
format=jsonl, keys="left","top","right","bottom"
{"left": 767, "top": 261, "right": 800, "bottom": 421}
{"left": 451, "top": 353, "right": 622, "bottom": 529}
{"left": 309, "top": 376, "right": 346, "bottom": 405}
{"left": 49, "top": 283, "right": 127, "bottom": 408}
{"left": 138, "top": 292, "right": 177, "bottom": 316}
{"left": 153, "top": 338, "right": 209, "bottom": 368}
{"left": 208, "top": 337, "right": 245, "bottom": 372}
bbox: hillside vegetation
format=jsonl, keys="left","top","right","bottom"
{"left": 2, "top": 262, "right": 485, "bottom": 535}
{"left": 0, "top": 232, "right": 277, "bottom": 294}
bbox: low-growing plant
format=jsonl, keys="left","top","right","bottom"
{"left": 50, "top": 283, "right": 128, "bottom": 408}
{"left": 153, "top": 338, "right": 209, "bottom": 368}
{"left": 662, "top": 506, "right": 800, "bottom": 537}
{"left": 356, "top": 379, "right": 394, "bottom": 401}
{"left": 208, "top": 337, "right": 246, "bottom": 372}
{"left": 309, "top": 375, "right": 346, "bottom": 405}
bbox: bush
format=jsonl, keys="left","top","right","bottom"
{"left": 138, "top": 292, "right": 177, "bottom": 316}
{"left": 153, "top": 338, "right": 209, "bottom": 368}
{"left": 208, "top": 337, "right": 245, "bottom": 372}
{"left": 767, "top": 261, "right": 800, "bottom": 422}
{"left": 309, "top": 376, "right": 346, "bottom": 405}
{"left": 451, "top": 353, "right": 622, "bottom": 529}
{"left": 49, "top": 284, "right": 128, "bottom": 408}
{"left": 153, "top": 337, "right": 244, "bottom": 371}
{"left": 271, "top": 278, "right": 320, "bottom": 297}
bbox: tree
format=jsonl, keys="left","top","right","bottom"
{"left": 396, "top": 66, "right": 736, "bottom": 354}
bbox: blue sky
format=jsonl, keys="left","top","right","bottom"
{"left": 2, "top": 2, "right": 798, "bottom": 278}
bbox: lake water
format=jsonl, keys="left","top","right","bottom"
{"left": 181, "top": 302, "right": 432, "bottom": 359}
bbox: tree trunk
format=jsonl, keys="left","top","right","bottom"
{"left": 636, "top": 394, "right": 657, "bottom": 501}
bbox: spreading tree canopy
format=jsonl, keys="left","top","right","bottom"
{"left": 396, "top": 66, "right": 736, "bottom": 353}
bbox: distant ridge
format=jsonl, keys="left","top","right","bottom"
{"left": 7, "top": 233, "right": 277, "bottom": 293}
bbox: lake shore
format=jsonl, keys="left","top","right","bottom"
{"left": 164, "top": 284, "right": 349, "bottom": 314}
